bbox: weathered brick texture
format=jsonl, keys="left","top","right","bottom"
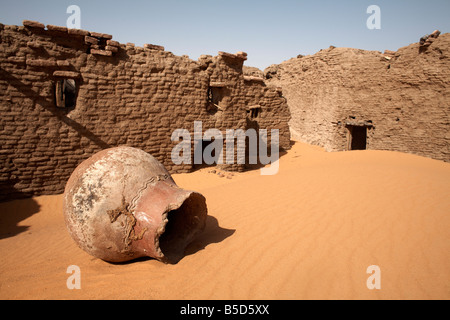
{"left": 266, "top": 33, "right": 449, "bottom": 162}
{"left": 0, "top": 21, "right": 291, "bottom": 201}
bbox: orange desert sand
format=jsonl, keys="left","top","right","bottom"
{"left": 0, "top": 141, "right": 449, "bottom": 300}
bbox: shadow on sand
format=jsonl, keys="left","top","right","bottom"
{"left": 108, "top": 215, "right": 235, "bottom": 265}
{"left": 0, "top": 197, "right": 41, "bottom": 240}
{"left": 183, "top": 215, "right": 235, "bottom": 258}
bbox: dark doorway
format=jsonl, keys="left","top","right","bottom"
{"left": 194, "top": 138, "right": 222, "bottom": 170}
{"left": 349, "top": 126, "right": 367, "bottom": 150}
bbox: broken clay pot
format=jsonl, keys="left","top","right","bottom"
{"left": 63, "top": 146, "right": 207, "bottom": 263}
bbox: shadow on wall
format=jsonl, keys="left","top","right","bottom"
{"left": 192, "top": 119, "right": 290, "bottom": 173}
{"left": 0, "top": 193, "right": 41, "bottom": 239}
{"left": 0, "top": 177, "right": 33, "bottom": 202}
{"left": 244, "top": 118, "right": 290, "bottom": 171}
{"left": 0, "top": 67, "right": 111, "bottom": 150}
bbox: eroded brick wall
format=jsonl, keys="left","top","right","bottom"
{"left": 266, "top": 33, "right": 450, "bottom": 162}
{"left": 0, "top": 21, "right": 291, "bottom": 201}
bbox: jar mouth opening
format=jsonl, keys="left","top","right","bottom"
{"left": 158, "top": 192, "right": 207, "bottom": 263}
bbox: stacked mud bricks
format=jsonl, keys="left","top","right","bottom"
{"left": 265, "top": 32, "right": 449, "bottom": 162}
{"left": 0, "top": 21, "right": 291, "bottom": 201}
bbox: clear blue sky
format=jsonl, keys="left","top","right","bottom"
{"left": 1, "top": 0, "right": 449, "bottom": 69}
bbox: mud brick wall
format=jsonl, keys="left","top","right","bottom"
{"left": 266, "top": 32, "right": 450, "bottom": 162}
{"left": 0, "top": 21, "right": 291, "bottom": 201}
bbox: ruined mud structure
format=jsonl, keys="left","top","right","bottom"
{"left": 0, "top": 21, "right": 291, "bottom": 201}
{"left": 265, "top": 31, "right": 449, "bottom": 162}
{"left": 1, "top": 20, "right": 449, "bottom": 202}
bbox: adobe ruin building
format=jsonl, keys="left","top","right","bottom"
{"left": 1, "top": 20, "right": 449, "bottom": 202}
{"left": 265, "top": 31, "right": 449, "bottom": 162}
{"left": 0, "top": 21, "right": 291, "bottom": 201}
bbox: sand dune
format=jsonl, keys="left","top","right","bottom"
{"left": 0, "top": 142, "right": 449, "bottom": 300}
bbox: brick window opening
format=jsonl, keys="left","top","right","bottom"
{"left": 55, "top": 79, "right": 77, "bottom": 108}
{"left": 206, "top": 86, "right": 224, "bottom": 113}
{"left": 248, "top": 106, "right": 262, "bottom": 119}
{"left": 251, "top": 108, "right": 260, "bottom": 118}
